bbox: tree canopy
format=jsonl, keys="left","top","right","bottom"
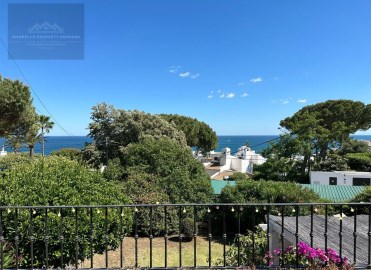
{"left": 84, "top": 103, "right": 187, "bottom": 165}
{"left": 280, "top": 100, "right": 371, "bottom": 160}
{"left": 160, "top": 114, "right": 218, "bottom": 152}
{"left": 121, "top": 136, "right": 213, "bottom": 204}
{"left": 0, "top": 76, "right": 36, "bottom": 137}
{"left": 256, "top": 100, "right": 371, "bottom": 182}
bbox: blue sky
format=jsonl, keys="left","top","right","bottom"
{"left": 1, "top": 0, "right": 371, "bottom": 136}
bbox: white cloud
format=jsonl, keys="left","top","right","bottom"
{"left": 297, "top": 99, "right": 307, "bottom": 103}
{"left": 237, "top": 82, "right": 245, "bottom": 86}
{"left": 169, "top": 66, "right": 180, "bottom": 73}
{"left": 207, "top": 95, "right": 213, "bottom": 99}
{"left": 241, "top": 93, "right": 248, "bottom": 97}
{"left": 217, "top": 89, "right": 222, "bottom": 93}
{"left": 273, "top": 76, "right": 279, "bottom": 80}
{"left": 210, "top": 90, "right": 214, "bottom": 94}
{"left": 179, "top": 72, "right": 190, "bottom": 78}
{"left": 282, "top": 100, "right": 289, "bottom": 105}
{"left": 190, "top": 73, "right": 200, "bottom": 79}
{"left": 250, "top": 77, "right": 263, "bottom": 83}
{"left": 226, "top": 93, "right": 235, "bottom": 98}
{"left": 219, "top": 93, "right": 225, "bottom": 98}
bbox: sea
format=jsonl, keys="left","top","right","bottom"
{"left": 0, "top": 135, "right": 371, "bottom": 156}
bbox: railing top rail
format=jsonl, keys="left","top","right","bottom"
{"left": 0, "top": 202, "right": 370, "bottom": 209}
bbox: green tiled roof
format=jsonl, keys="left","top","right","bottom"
{"left": 211, "top": 180, "right": 236, "bottom": 195}
{"left": 300, "top": 184, "right": 366, "bottom": 202}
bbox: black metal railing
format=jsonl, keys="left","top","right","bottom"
{"left": 0, "top": 203, "right": 370, "bottom": 269}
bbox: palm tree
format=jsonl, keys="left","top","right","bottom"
{"left": 6, "top": 134, "right": 24, "bottom": 153}
{"left": 25, "top": 125, "right": 41, "bottom": 157}
{"left": 39, "top": 115, "right": 55, "bottom": 157}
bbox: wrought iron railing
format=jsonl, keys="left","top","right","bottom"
{"left": 0, "top": 203, "right": 370, "bottom": 269}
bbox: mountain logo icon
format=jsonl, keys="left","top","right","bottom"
{"left": 29, "top": 22, "right": 64, "bottom": 34}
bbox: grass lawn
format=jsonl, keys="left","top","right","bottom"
{"left": 82, "top": 236, "right": 228, "bottom": 268}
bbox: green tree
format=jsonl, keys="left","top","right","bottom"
{"left": 337, "top": 139, "right": 369, "bottom": 155}
{"left": 0, "top": 156, "right": 132, "bottom": 267}
{"left": 0, "top": 76, "right": 35, "bottom": 137}
{"left": 84, "top": 103, "right": 187, "bottom": 166}
{"left": 160, "top": 114, "right": 218, "bottom": 152}
{"left": 121, "top": 136, "right": 213, "bottom": 204}
{"left": 24, "top": 121, "right": 41, "bottom": 157}
{"left": 217, "top": 180, "right": 323, "bottom": 232}
{"left": 280, "top": 100, "right": 371, "bottom": 161}
{"left": 38, "top": 115, "right": 54, "bottom": 156}
{"left": 345, "top": 152, "right": 371, "bottom": 172}
{"left": 312, "top": 153, "right": 350, "bottom": 171}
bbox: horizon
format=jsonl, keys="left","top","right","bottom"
{"left": 1, "top": 0, "right": 371, "bottom": 136}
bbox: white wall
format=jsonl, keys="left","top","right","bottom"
{"left": 310, "top": 171, "right": 371, "bottom": 186}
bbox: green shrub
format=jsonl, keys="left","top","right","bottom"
{"left": 215, "top": 226, "right": 268, "bottom": 266}
{"left": 346, "top": 152, "right": 371, "bottom": 172}
{"left": 229, "top": 172, "right": 249, "bottom": 181}
{"left": 49, "top": 148, "right": 82, "bottom": 160}
{"left": 217, "top": 180, "right": 324, "bottom": 233}
{"left": 0, "top": 153, "right": 34, "bottom": 175}
{"left": 0, "top": 156, "right": 133, "bottom": 268}
{"left": 0, "top": 243, "right": 15, "bottom": 268}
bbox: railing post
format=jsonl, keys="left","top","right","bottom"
{"left": 353, "top": 205, "right": 357, "bottom": 265}
{"left": 45, "top": 208, "right": 49, "bottom": 269}
{"left": 193, "top": 206, "right": 197, "bottom": 268}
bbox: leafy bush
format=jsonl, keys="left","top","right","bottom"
{"left": 0, "top": 153, "right": 34, "bottom": 175}
{"left": 49, "top": 148, "right": 81, "bottom": 160}
{"left": 313, "top": 153, "right": 350, "bottom": 171}
{"left": 229, "top": 172, "right": 249, "bottom": 181}
{"left": 215, "top": 226, "right": 268, "bottom": 266}
{"left": 338, "top": 139, "right": 369, "bottom": 155}
{"left": 0, "top": 156, "right": 133, "bottom": 268}
{"left": 121, "top": 137, "right": 213, "bottom": 204}
{"left": 345, "top": 152, "right": 371, "bottom": 172}
{"left": 0, "top": 243, "right": 15, "bottom": 268}
{"left": 217, "top": 180, "right": 324, "bottom": 233}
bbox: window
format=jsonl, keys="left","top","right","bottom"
{"left": 329, "top": 177, "right": 337, "bottom": 185}
{"left": 353, "top": 178, "right": 371, "bottom": 186}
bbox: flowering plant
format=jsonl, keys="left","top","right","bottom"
{"left": 269, "top": 241, "right": 351, "bottom": 269}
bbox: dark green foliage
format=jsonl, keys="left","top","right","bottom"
{"left": 0, "top": 243, "right": 14, "bottom": 268}
{"left": 352, "top": 187, "right": 371, "bottom": 202}
{"left": 217, "top": 180, "right": 323, "bottom": 232}
{"left": 0, "top": 76, "right": 35, "bottom": 137}
{"left": 312, "top": 153, "right": 350, "bottom": 171}
{"left": 85, "top": 103, "right": 187, "bottom": 166}
{"left": 0, "top": 156, "right": 133, "bottom": 267}
{"left": 346, "top": 152, "right": 371, "bottom": 172}
{"left": 122, "top": 137, "right": 213, "bottom": 204}
{"left": 119, "top": 137, "right": 213, "bottom": 235}
{"left": 160, "top": 114, "right": 218, "bottom": 152}
{"left": 219, "top": 180, "right": 322, "bottom": 204}
{"left": 182, "top": 217, "right": 195, "bottom": 239}
{"left": 280, "top": 100, "right": 370, "bottom": 161}
{"left": 103, "top": 158, "right": 124, "bottom": 181}
{"left": 215, "top": 226, "right": 268, "bottom": 266}
{"left": 253, "top": 157, "right": 305, "bottom": 183}
{"left": 229, "top": 172, "right": 249, "bottom": 181}
{"left": 337, "top": 139, "right": 369, "bottom": 155}
{"left": 49, "top": 148, "right": 81, "bottom": 160}
{"left": 257, "top": 135, "right": 310, "bottom": 182}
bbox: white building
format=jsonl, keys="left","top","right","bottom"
{"left": 218, "top": 146, "right": 266, "bottom": 174}
{"left": 0, "top": 145, "right": 7, "bottom": 157}
{"left": 310, "top": 171, "right": 371, "bottom": 186}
